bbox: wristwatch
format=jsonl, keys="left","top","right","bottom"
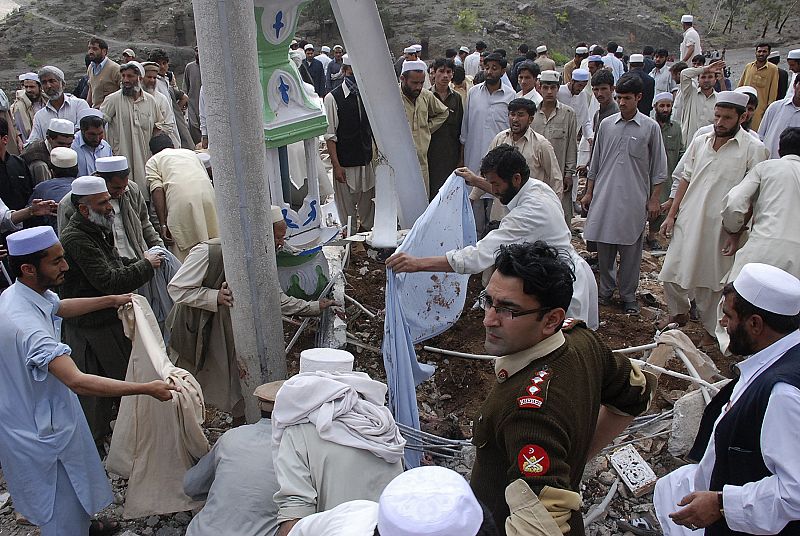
{"left": 717, "top": 491, "right": 725, "bottom": 518}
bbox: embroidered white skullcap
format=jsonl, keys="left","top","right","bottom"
{"left": 71, "top": 176, "right": 109, "bottom": 196}
{"left": 735, "top": 86, "right": 758, "bottom": 99}
{"left": 536, "top": 45, "right": 547, "bottom": 54}
{"left": 716, "top": 90, "right": 749, "bottom": 108}
{"left": 401, "top": 60, "right": 427, "bottom": 74}
{"left": 270, "top": 205, "right": 285, "bottom": 224}
{"left": 6, "top": 227, "right": 59, "bottom": 256}
{"left": 77, "top": 108, "right": 104, "bottom": 123}
{"left": 50, "top": 147, "right": 78, "bottom": 168}
{"left": 377, "top": 466, "right": 483, "bottom": 536}
{"left": 681, "top": 14, "right": 693, "bottom": 23}
{"left": 412, "top": 44, "right": 422, "bottom": 52}
{"left": 196, "top": 152, "right": 212, "bottom": 168}
{"left": 459, "top": 46, "right": 470, "bottom": 53}
{"left": 617, "top": 45, "right": 623, "bottom": 53}
{"left": 333, "top": 44, "right": 343, "bottom": 51}
{"left": 575, "top": 46, "right": 589, "bottom": 55}
{"left": 653, "top": 91, "right": 674, "bottom": 104}
{"left": 120, "top": 61, "right": 144, "bottom": 77}
{"left": 321, "top": 45, "right": 331, "bottom": 53}
{"left": 733, "top": 263, "right": 800, "bottom": 316}
{"left": 342, "top": 54, "right": 352, "bottom": 66}
{"left": 788, "top": 49, "right": 800, "bottom": 60}
{"left": 39, "top": 65, "right": 65, "bottom": 82}
{"left": 588, "top": 55, "right": 604, "bottom": 63}
{"left": 48, "top": 118, "right": 75, "bottom": 136}
{"left": 299, "top": 348, "right": 355, "bottom": 373}
{"left": 571, "top": 69, "right": 590, "bottom": 81}
{"left": 18, "top": 72, "right": 39, "bottom": 82}
{"left": 539, "top": 70, "right": 560, "bottom": 83}
{"left": 304, "top": 43, "right": 315, "bottom": 50}
{"left": 403, "top": 46, "right": 417, "bottom": 54}
{"left": 768, "top": 50, "right": 780, "bottom": 60}
{"left": 122, "top": 48, "right": 135, "bottom": 57}
{"left": 95, "top": 156, "right": 128, "bottom": 173}
{"left": 629, "top": 53, "right": 645, "bottom": 64}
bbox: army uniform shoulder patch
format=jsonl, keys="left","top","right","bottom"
{"left": 561, "top": 317, "right": 586, "bottom": 331}
{"left": 517, "top": 444, "right": 550, "bottom": 476}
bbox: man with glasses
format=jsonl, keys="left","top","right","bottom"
{"left": 469, "top": 241, "right": 655, "bottom": 536}
{"left": 386, "top": 144, "right": 597, "bottom": 328}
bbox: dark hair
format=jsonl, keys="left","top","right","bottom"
{"left": 518, "top": 44, "right": 529, "bottom": 54}
{"left": 508, "top": 98, "right": 537, "bottom": 115}
{"left": 479, "top": 144, "right": 530, "bottom": 183}
{"left": 80, "top": 115, "right": 105, "bottom": 130}
{"left": 643, "top": 45, "right": 654, "bottom": 56}
{"left": 0, "top": 116, "right": 8, "bottom": 137}
{"left": 755, "top": 41, "right": 771, "bottom": 52}
{"left": 722, "top": 283, "right": 799, "bottom": 334}
{"left": 51, "top": 164, "right": 79, "bottom": 178}
{"left": 445, "top": 48, "right": 457, "bottom": 59}
{"left": 148, "top": 48, "right": 169, "bottom": 63}
{"left": 591, "top": 69, "right": 615, "bottom": 88}
{"left": 493, "top": 48, "right": 507, "bottom": 58}
{"left": 525, "top": 50, "right": 537, "bottom": 61}
{"left": 9, "top": 249, "right": 49, "bottom": 280}
{"left": 483, "top": 53, "right": 507, "bottom": 69}
{"left": 655, "top": 48, "right": 669, "bottom": 56}
{"left": 70, "top": 193, "right": 88, "bottom": 209}
{"left": 46, "top": 129, "right": 74, "bottom": 140}
{"left": 778, "top": 127, "right": 800, "bottom": 158}
{"left": 96, "top": 169, "right": 130, "bottom": 181}
{"left": 149, "top": 133, "right": 174, "bottom": 154}
{"left": 432, "top": 58, "right": 456, "bottom": 72}
{"left": 692, "top": 54, "right": 706, "bottom": 65}
{"left": 452, "top": 65, "right": 466, "bottom": 84}
{"left": 615, "top": 73, "right": 643, "bottom": 95}
{"left": 494, "top": 242, "right": 575, "bottom": 315}
{"left": 607, "top": 41, "right": 618, "bottom": 53}
{"left": 516, "top": 60, "right": 540, "bottom": 78}
{"left": 472, "top": 71, "right": 486, "bottom": 84}
{"left": 592, "top": 46, "right": 605, "bottom": 56}
{"left": 475, "top": 41, "right": 487, "bottom": 51}
{"left": 768, "top": 55, "right": 780, "bottom": 65}
{"left": 88, "top": 37, "right": 108, "bottom": 50}
{"left": 745, "top": 92, "right": 758, "bottom": 109}
{"left": 670, "top": 61, "right": 688, "bottom": 74}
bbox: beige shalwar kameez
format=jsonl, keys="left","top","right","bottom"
{"left": 401, "top": 87, "right": 449, "bottom": 194}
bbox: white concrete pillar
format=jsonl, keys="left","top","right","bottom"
{"left": 192, "top": 0, "right": 286, "bottom": 422}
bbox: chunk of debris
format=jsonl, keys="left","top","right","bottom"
{"left": 608, "top": 444, "right": 657, "bottom": 497}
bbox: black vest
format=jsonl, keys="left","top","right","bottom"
{"left": 331, "top": 84, "right": 372, "bottom": 167}
{"left": 689, "top": 340, "right": 800, "bottom": 536}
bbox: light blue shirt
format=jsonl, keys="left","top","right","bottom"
{"left": 0, "top": 282, "right": 112, "bottom": 525}
{"left": 91, "top": 56, "right": 108, "bottom": 77}
{"left": 72, "top": 131, "right": 113, "bottom": 176}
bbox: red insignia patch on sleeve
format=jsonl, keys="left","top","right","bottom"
{"left": 517, "top": 444, "right": 550, "bottom": 476}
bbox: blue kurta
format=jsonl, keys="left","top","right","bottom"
{"left": 0, "top": 282, "right": 112, "bottom": 525}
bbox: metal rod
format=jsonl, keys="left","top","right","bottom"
{"left": 612, "top": 342, "right": 658, "bottom": 354}
{"left": 346, "top": 337, "right": 381, "bottom": 354}
{"left": 584, "top": 477, "right": 620, "bottom": 527}
{"left": 285, "top": 318, "right": 311, "bottom": 354}
{"left": 629, "top": 358, "right": 720, "bottom": 391}
{"left": 422, "top": 346, "right": 495, "bottom": 361}
{"left": 601, "top": 430, "right": 672, "bottom": 453}
{"left": 0, "top": 262, "right": 12, "bottom": 286}
{"left": 345, "top": 294, "right": 376, "bottom": 319}
{"left": 673, "top": 346, "right": 714, "bottom": 403}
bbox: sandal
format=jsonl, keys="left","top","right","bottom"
{"left": 616, "top": 512, "right": 662, "bottom": 535}
{"left": 90, "top": 517, "right": 121, "bottom": 536}
{"left": 623, "top": 301, "right": 641, "bottom": 315}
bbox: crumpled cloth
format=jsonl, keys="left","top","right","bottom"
{"left": 137, "top": 245, "right": 181, "bottom": 343}
{"left": 650, "top": 329, "right": 720, "bottom": 382}
{"left": 107, "top": 295, "right": 209, "bottom": 519}
{"left": 383, "top": 173, "right": 476, "bottom": 467}
{"left": 272, "top": 371, "right": 406, "bottom": 464}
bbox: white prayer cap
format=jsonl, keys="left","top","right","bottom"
{"left": 536, "top": 45, "right": 547, "bottom": 54}
{"left": 768, "top": 50, "right": 780, "bottom": 60}
{"left": 459, "top": 46, "right": 470, "bottom": 53}
{"left": 77, "top": 108, "right": 104, "bottom": 123}
{"left": 196, "top": 152, "right": 212, "bottom": 168}
{"left": 653, "top": 91, "right": 674, "bottom": 104}
{"left": 412, "top": 44, "right": 423, "bottom": 52}
{"left": 71, "top": 176, "right": 109, "bottom": 196}
{"left": 38, "top": 65, "right": 64, "bottom": 81}
{"left": 617, "top": 46, "right": 623, "bottom": 53}
{"left": 681, "top": 14, "right": 694, "bottom": 23}
{"left": 403, "top": 46, "right": 417, "bottom": 54}
{"left": 321, "top": 45, "right": 331, "bottom": 53}
{"left": 377, "top": 466, "right": 483, "bottom": 536}
{"left": 18, "top": 72, "right": 39, "bottom": 82}
{"left": 96, "top": 156, "right": 128, "bottom": 173}
{"left": 575, "top": 46, "right": 589, "bottom": 55}
{"left": 50, "top": 147, "right": 78, "bottom": 168}
{"left": 735, "top": 85, "right": 758, "bottom": 99}
{"left": 788, "top": 49, "right": 800, "bottom": 60}
{"left": 290, "top": 39, "right": 298, "bottom": 46}
{"left": 342, "top": 54, "right": 352, "bottom": 66}
{"left": 304, "top": 43, "right": 315, "bottom": 50}
{"left": 588, "top": 55, "right": 604, "bottom": 63}
{"left": 401, "top": 60, "right": 428, "bottom": 74}
{"left": 6, "top": 227, "right": 59, "bottom": 256}
{"left": 122, "top": 48, "right": 135, "bottom": 57}
{"left": 333, "top": 44, "right": 343, "bottom": 51}
{"left": 716, "top": 90, "right": 749, "bottom": 109}
{"left": 733, "top": 263, "right": 800, "bottom": 316}
{"left": 629, "top": 53, "right": 645, "bottom": 64}
{"left": 539, "top": 70, "right": 560, "bottom": 84}
{"left": 299, "top": 348, "right": 355, "bottom": 373}
{"left": 48, "top": 118, "right": 75, "bottom": 136}
{"left": 270, "top": 205, "right": 284, "bottom": 224}
{"left": 571, "top": 69, "right": 590, "bottom": 81}
{"left": 120, "top": 61, "right": 144, "bottom": 77}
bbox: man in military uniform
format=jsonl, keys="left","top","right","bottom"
{"left": 469, "top": 241, "right": 656, "bottom": 536}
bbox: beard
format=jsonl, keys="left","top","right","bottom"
{"left": 121, "top": 82, "right": 141, "bottom": 97}
{"left": 88, "top": 207, "right": 115, "bottom": 231}
{"left": 728, "top": 321, "right": 757, "bottom": 356}
{"left": 401, "top": 83, "right": 421, "bottom": 99}
{"left": 499, "top": 182, "right": 520, "bottom": 205}
{"left": 655, "top": 111, "right": 672, "bottom": 123}
{"left": 44, "top": 86, "right": 63, "bottom": 100}
{"left": 714, "top": 123, "right": 739, "bottom": 138}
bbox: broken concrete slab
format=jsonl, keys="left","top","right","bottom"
{"left": 669, "top": 379, "right": 732, "bottom": 457}
{"left": 608, "top": 444, "right": 657, "bottom": 497}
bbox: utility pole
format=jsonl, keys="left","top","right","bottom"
{"left": 192, "top": 0, "right": 286, "bottom": 422}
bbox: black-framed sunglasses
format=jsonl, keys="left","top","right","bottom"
{"left": 477, "top": 290, "right": 551, "bottom": 320}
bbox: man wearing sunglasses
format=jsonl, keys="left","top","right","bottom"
{"left": 469, "top": 241, "right": 655, "bottom": 536}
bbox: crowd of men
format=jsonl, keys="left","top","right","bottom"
{"left": 1, "top": 13, "right": 800, "bottom": 536}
